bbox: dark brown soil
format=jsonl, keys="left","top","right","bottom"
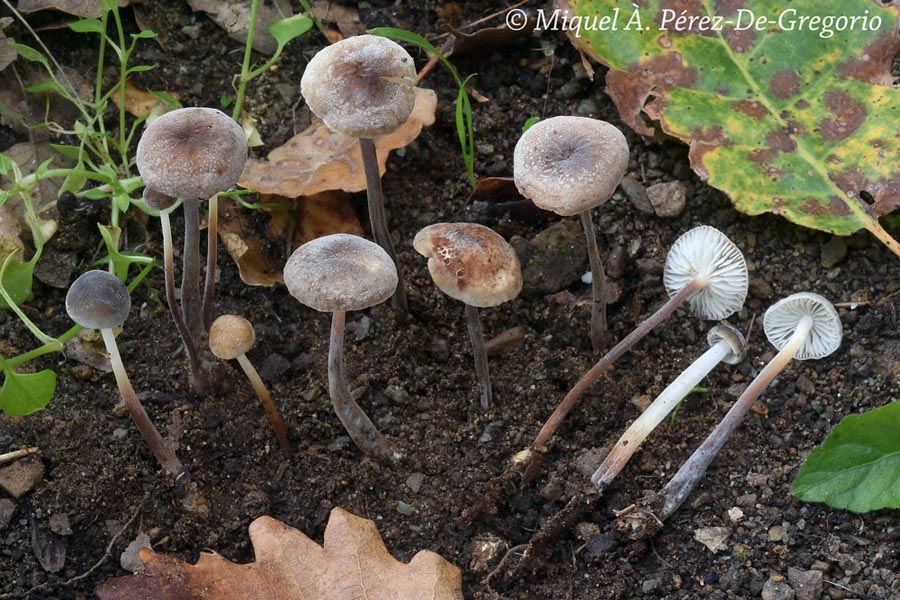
{"left": 2, "top": 2, "right": 900, "bottom": 599}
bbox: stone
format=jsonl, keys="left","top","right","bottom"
{"left": 511, "top": 221, "right": 587, "bottom": 296}
{"left": 120, "top": 532, "right": 152, "bottom": 573}
{"left": 647, "top": 182, "right": 688, "bottom": 217}
{"left": 0, "top": 456, "right": 44, "bottom": 498}
{"left": 49, "top": 513, "right": 72, "bottom": 535}
{"left": 0, "top": 498, "right": 15, "bottom": 530}
{"left": 619, "top": 175, "right": 654, "bottom": 215}
{"left": 762, "top": 577, "right": 795, "bottom": 600}
{"left": 384, "top": 385, "right": 409, "bottom": 404}
{"left": 768, "top": 524, "right": 788, "bottom": 542}
{"left": 693, "top": 526, "right": 731, "bottom": 552}
{"left": 821, "top": 237, "right": 847, "bottom": 268}
{"left": 396, "top": 501, "right": 416, "bottom": 516}
{"left": 574, "top": 447, "right": 608, "bottom": 478}
{"left": 405, "top": 472, "right": 425, "bottom": 493}
{"left": 788, "top": 567, "right": 824, "bottom": 600}
{"left": 749, "top": 277, "right": 774, "bottom": 300}
{"left": 259, "top": 353, "right": 291, "bottom": 382}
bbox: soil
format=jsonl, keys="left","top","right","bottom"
{"left": 2, "top": 1, "right": 900, "bottom": 599}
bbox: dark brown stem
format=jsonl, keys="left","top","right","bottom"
{"left": 181, "top": 199, "right": 202, "bottom": 343}
{"left": 358, "top": 137, "right": 408, "bottom": 314}
{"left": 201, "top": 195, "right": 218, "bottom": 332}
{"left": 328, "top": 310, "right": 400, "bottom": 462}
{"left": 159, "top": 210, "right": 201, "bottom": 381}
{"left": 465, "top": 303, "right": 492, "bottom": 410}
{"left": 580, "top": 209, "right": 608, "bottom": 353}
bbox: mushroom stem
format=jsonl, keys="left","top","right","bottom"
{"left": 235, "top": 353, "right": 291, "bottom": 460}
{"left": 358, "top": 137, "right": 408, "bottom": 314}
{"left": 100, "top": 327, "right": 186, "bottom": 478}
{"left": 532, "top": 277, "right": 707, "bottom": 450}
{"left": 654, "top": 315, "right": 813, "bottom": 519}
{"left": 181, "top": 198, "right": 203, "bottom": 342}
{"left": 590, "top": 338, "right": 732, "bottom": 493}
{"left": 159, "top": 209, "right": 201, "bottom": 380}
{"left": 201, "top": 194, "right": 218, "bottom": 332}
{"left": 328, "top": 309, "right": 400, "bottom": 462}
{"left": 579, "top": 210, "right": 608, "bottom": 353}
{"left": 465, "top": 303, "right": 492, "bottom": 410}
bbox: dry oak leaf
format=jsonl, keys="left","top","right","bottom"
{"left": 239, "top": 87, "right": 437, "bottom": 198}
{"left": 96, "top": 507, "right": 463, "bottom": 600}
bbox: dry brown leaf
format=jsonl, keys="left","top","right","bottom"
{"left": 96, "top": 507, "right": 463, "bottom": 600}
{"left": 16, "top": 0, "right": 132, "bottom": 19}
{"left": 0, "top": 204, "right": 24, "bottom": 260}
{"left": 239, "top": 88, "right": 437, "bottom": 198}
{"left": 218, "top": 191, "right": 363, "bottom": 286}
{"left": 310, "top": 1, "right": 366, "bottom": 38}
{"left": 187, "top": 0, "right": 293, "bottom": 55}
{"left": 110, "top": 79, "right": 179, "bottom": 119}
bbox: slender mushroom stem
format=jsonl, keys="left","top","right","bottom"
{"left": 235, "top": 354, "right": 291, "bottom": 460}
{"left": 328, "top": 309, "right": 400, "bottom": 462}
{"left": 202, "top": 194, "right": 219, "bottom": 331}
{"left": 181, "top": 199, "right": 203, "bottom": 342}
{"left": 532, "top": 277, "right": 707, "bottom": 450}
{"left": 465, "top": 303, "right": 492, "bottom": 410}
{"left": 358, "top": 137, "right": 408, "bottom": 314}
{"left": 580, "top": 210, "right": 608, "bottom": 353}
{"left": 591, "top": 338, "right": 732, "bottom": 492}
{"left": 654, "top": 315, "right": 813, "bottom": 519}
{"left": 100, "top": 328, "right": 186, "bottom": 478}
{"left": 159, "top": 209, "right": 201, "bottom": 379}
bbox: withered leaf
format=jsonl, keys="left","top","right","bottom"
{"left": 97, "top": 507, "right": 463, "bottom": 600}
{"left": 239, "top": 88, "right": 437, "bottom": 198}
{"left": 310, "top": 1, "right": 366, "bottom": 38}
{"left": 110, "top": 79, "right": 179, "bottom": 119}
{"left": 16, "top": 0, "right": 131, "bottom": 19}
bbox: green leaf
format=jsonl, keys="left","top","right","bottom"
{"left": 24, "top": 81, "right": 66, "bottom": 95}
{"left": 268, "top": 14, "right": 313, "bottom": 50}
{"left": 793, "top": 402, "right": 900, "bottom": 512}
{"left": 97, "top": 224, "right": 153, "bottom": 280}
{"left": 49, "top": 144, "right": 84, "bottom": 160}
{"left": 10, "top": 43, "right": 50, "bottom": 69}
{"left": 522, "top": 117, "right": 540, "bottom": 133}
{"left": 0, "top": 368, "right": 56, "bottom": 416}
{"left": 0, "top": 258, "right": 35, "bottom": 309}
{"left": 126, "top": 65, "right": 155, "bottom": 74}
{"left": 131, "top": 30, "right": 157, "bottom": 40}
{"left": 563, "top": 0, "right": 900, "bottom": 257}
{"left": 68, "top": 19, "right": 106, "bottom": 34}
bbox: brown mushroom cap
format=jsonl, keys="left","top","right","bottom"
{"left": 413, "top": 223, "right": 522, "bottom": 308}
{"left": 284, "top": 234, "right": 398, "bottom": 312}
{"left": 513, "top": 116, "right": 629, "bottom": 216}
{"left": 136, "top": 107, "right": 247, "bottom": 200}
{"left": 300, "top": 35, "right": 416, "bottom": 139}
{"left": 209, "top": 314, "right": 255, "bottom": 360}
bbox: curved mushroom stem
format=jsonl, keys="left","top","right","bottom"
{"left": 590, "top": 338, "right": 732, "bottom": 493}
{"left": 358, "top": 137, "right": 408, "bottom": 315}
{"left": 201, "top": 194, "right": 218, "bottom": 332}
{"left": 235, "top": 353, "right": 291, "bottom": 460}
{"left": 532, "top": 277, "right": 707, "bottom": 451}
{"left": 580, "top": 210, "right": 608, "bottom": 353}
{"left": 653, "top": 315, "right": 813, "bottom": 521}
{"left": 328, "top": 309, "right": 401, "bottom": 462}
{"left": 100, "top": 328, "right": 187, "bottom": 478}
{"left": 181, "top": 198, "right": 203, "bottom": 343}
{"left": 465, "top": 303, "right": 492, "bottom": 410}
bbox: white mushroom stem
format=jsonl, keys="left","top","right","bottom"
{"left": 235, "top": 353, "right": 291, "bottom": 460}
{"left": 590, "top": 337, "right": 734, "bottom": 492}
{"left": 159, "top": 209, "right": 201, "bottom": 378}
{"left": 202, "top": 194, "right": 218, "bottom": 331}
{"left": 100, "top": 328, "right": 186, "bottom": 478}
{"left": 465, "top": 303, "right": 492, "bottom": 410}
{"left": 654, "top": 315, "right": 813, "bottom": 520}
{"left": 358, "top": 137, "right": 408, "bottom": 314}
{"left": 328, "top": 309, "right": 401, "bottom": 462}
{"left": 181, "top": 198, "right": 203, "bottom": 341}
{"left": 580, "top": 210, "right": 608, "bottom": 353}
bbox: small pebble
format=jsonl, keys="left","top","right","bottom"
{"left": 693, "top": 526, "right": 731, "bottom": 553}
{"left": 0, "top": 456, "right": 45, "bottom": 498}
{"left": 749, "top": 277, "right": 774, "bottom": 300}
{"left": 788, "top": 567, "right": 824, "bottom": 600}
{"left": 396, "top": 501, "right": 416, "bottom": 516}
{"left": 762, "top": 577, "right": 795, "bottom": 600}
{"left": 768, "top": 525, "right": 788, "bottom": 542}
{"left": 405, "top": 472, "right": 425, "bottom": 493}
{"left": 384, "top": 385, "right": 409, "bottom": 404}
{"left": 0, "top": 498, "right": 15, "bottom": 530}
{"left": 619, "top": 175, "right": 654, "bottom": 215}
{"left": 821, "top": 237, "right": 847, "bottom": 268}
{"left": 112, "top": 428, "right": 128, "bottom": 440}
{"left": 259, "top": 353, "right": 291, "bottom": 382}
{"left": 647, "top": 181, "right": 688, "bottom": 217}
{"left": 49, "top": 513, "right": 72, "bottom": 536}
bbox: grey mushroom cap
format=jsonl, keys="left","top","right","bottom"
{"left": 66, "top": 270, "right": 131, "bottom": 330}
{"left": 513, "top": 116, "right": 629, "bottom": 217}
{"left": 763, "top": 292, "right": 842, "bottom": 360}
{"left": 663, "top": 225, "right": 748, "bottom": 321}
{"left": 142, "top": 188, "right": 177, "bottom": 212}
{"left": 283, "top": 234, "right": 398, "bottom": 312}
{"left": 707, "top": 323, "right": 747, "bottom": 365}
{"left": 300, "top": 35, "right": 416, "bottom": 139}
{"left": 136, "top": 107, "right": 247, "bottom": 200}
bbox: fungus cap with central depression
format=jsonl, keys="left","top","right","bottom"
{"left": 66, "top": 270, "right": 131, "bottom": 330}
{"left": 763, "top": 292, "right": 842, "bottom": 360}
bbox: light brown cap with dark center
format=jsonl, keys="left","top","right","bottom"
{"left": 136, "top": 107, "right": 247, "bottom": 200}
{"left": 209, "top": 314, "right": 255, "bottom": 360}
{"left": 413, "top": 223, "right": 522, "bottom": 308}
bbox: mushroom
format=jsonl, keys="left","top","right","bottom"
{"left": 413, "top": 223, "right": 523, "bottom": 410}
{"left": 624, "top": 293, "right": 841, "bottom": 536}
{"left": 514, "top": 116, "right": 629, "bottom": 353}
{"left": 283, "top": 234, "right": 401, "bottom": 461}
{"left": 209, "top": 314, "right": 291, "bottom": 460}
{"left": 136, "top": 107, "right": 248, "bottom": 391}
{"left": 65, "top": 270, "right": 187, "bottom": 480}
{"left": 590, "top": 324, "right": 747, "bottom": 493}
{"left": 300, "top": 35, "right": 417, "bottom": 313}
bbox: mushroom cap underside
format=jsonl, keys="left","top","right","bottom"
{"left": 764, "top": 292, "right": 842, "bottom": 360}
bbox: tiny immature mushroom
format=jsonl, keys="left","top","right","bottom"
{"left": 625, "top": 293, "right": 841, "bottom": 535}
{"left": 284, "top": 234, "right": 401, "bottom": 462}
{"left": 209, "top": 314, "right": 291, "bottom": 460}
{"left": 514, "top": 116, "right": 629, "bottom": 353}
{"left": 300, "top": 35, "right": 417, "bottom": 313}
{"left": 137, "top": 107, "right": 248, "bottom": 392}
{"left": 413, "top": 223, "right": 523, "bottom": 410}
{"left": 590, "top": 324, "right": 746, "bottom": 493}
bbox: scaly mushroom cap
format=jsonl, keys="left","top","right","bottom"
{"left": 209, "top": 314, "right": 255, "bottom": 360}
{"left": 65, "top": 270, "right": 131, "bottom": 330}
{"left": 707, "top": 323, "right": 747, "bottom": 366}
{"left": 763, "top": 292, "right": 842, "bottom": 360}
{"left": 300, "top": 35, "right": 416, "bottom": 139}
{"left": 513, "top": 116, "right": 629, "bottom": 217}
{"left": 284, "top": 234, "right": 398, "bottom": 312}
{"left": 663, "top": 225, "right": 748, "bottom": 320}
{"left": 136, "top": 107, "right": 247, "bottom": 200}
{"left": 413, "top": 223, "right": 522, "bottom": 308}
